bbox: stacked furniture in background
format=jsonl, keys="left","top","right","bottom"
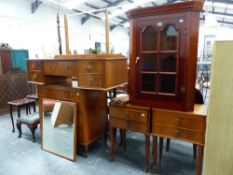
{"left": 0, "top": 49, "right": 29, "bottom": 74}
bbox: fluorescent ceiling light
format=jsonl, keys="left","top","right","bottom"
{"left": 65, "top": 0, "right": 86, "bottom": 10}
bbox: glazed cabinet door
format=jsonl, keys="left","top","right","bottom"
{"left": 131, "top": 16, "right": 187, "bottom": 109}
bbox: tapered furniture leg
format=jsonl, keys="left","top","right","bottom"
{"left": 83, "top": 145, "right": 89, "bottom": 158}
{"left": 153, "top": 136, "right": 158, "bottom": 173}
{"left": 193, "top": 144, "right": 197, "bottom": 159}
{"left": 28, "top": 126, "right": 36, "bottom": 142}
{"left": 196, "top": 145, "right": 204, "bottom": 175}
{"left": 9, "top": 105, "right": 15, "bottom": 132}
{"left": 159, "top": 137, "right": 164, "bottom": 162}
{"left": 145, "top": 134, "right": 150, "bottom": 172}
{"left": 16, "top": 121, "right": 22, "bottom": 138}
{"left": 166, "top": 138, "right": 170, "bottom": 152}
{"left": 110, "top": 127, "right": 116, "bottom": 161}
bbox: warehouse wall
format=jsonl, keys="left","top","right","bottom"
{"left": 0, "top": 0, "right": 129, "bottom": 58}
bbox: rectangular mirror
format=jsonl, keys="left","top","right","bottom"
{"left": 42, "top": 99, "right": 77, "bottom": 161}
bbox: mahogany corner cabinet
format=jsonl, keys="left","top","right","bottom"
{"left": 127, "top": 1, "right": 203, "bottom": 111}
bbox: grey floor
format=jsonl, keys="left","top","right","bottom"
{"left": 0, "top": 112, "right": 196, "bottom": 175}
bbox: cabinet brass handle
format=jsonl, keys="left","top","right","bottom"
{"left": 175, "top": 119, "right": 181, "bottom": 125}
{"left": 87, "top": 64, "right": 93, "bottom": 72}
{"left": 135, "top": 57, "right": 140, "bottom": 64}
{"left": 88, "top": 79, "right": 94, "bottom": 86}
{"left": 174, "top": 130, "right": 180, "bottom": 137}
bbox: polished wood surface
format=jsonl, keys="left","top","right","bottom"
{"left": 28, "top": 55, "right": 127, "bottom": 89}
{"left": 38, "top": 85, "right": 107, "bottom": 156}
{"left": 109, "top": 103, "right": 150, "bottom": 171}
{"left": 127, "top": 1, "right": 203, "bottom": 111}
{"left": 152, "top": 104, "right": 207, "bottom": 175}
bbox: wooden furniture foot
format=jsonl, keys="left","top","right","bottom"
{"left": 196, "top": 145, "right": 203, "bottom": 175}
{"left": 145, "top": 134, "right": 150, "bottom": 172}
{"left": 83, "top": 145, "right": 89, "bottom": 158}
{"left": 153, "top": 136, "right": 158, "bottom": 173}
{"left": 110, "top": 127, "right": 116, "bottom": 161}
{"left": 159, "top": 137, "right": 164, "bottom": 162}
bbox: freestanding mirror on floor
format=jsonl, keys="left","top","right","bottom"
{"left": 42, "top": 99, "right": 77, "bottom": 161}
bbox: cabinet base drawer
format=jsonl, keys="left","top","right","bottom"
{"left": 110, "top": 118, "right": 148, "bottom": 133}
{"left": 153, "top": 125, "right": 204, "bottom": 145}
{"left": 79, "top": 74, "right": 103, "bottom": 88}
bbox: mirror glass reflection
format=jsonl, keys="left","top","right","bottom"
{"left": 42, "top": 99, "right": 76, "bottom": 160}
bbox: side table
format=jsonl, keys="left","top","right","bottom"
{"left": 109, "top": 101, "right": 151, "bottom": 172}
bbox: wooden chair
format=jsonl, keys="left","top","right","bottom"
{"left": 16, "top": 112, "right": 40, "bottom": 142}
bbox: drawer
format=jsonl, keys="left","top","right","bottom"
{"left": 154, "top": 125, "right": 205, "bottom": 145}
{"left": 79, "top": 74, "right": 103, "bottom": 88}
{"left": 110, "top": 118, "right": 148, "bottom": 133}
{"left": 43, "top": 61, "right": 74, "bottom": 76}
{"left": 153, "top": 110, "right": 205, "bottom": 131}
{"left": 79, "top": 60, "right": 103, "bottom": 73}
{"left": 39, "top": 87, "right": 80, "bottom": 101}
{"left": 110, "top": 107, "right": 148, "bottom": 124}
{"left": 28, "top": 71, "right": 43, "bottom": 83}
{"left": 28, "top": 60, "right": 42, "bottom": 71}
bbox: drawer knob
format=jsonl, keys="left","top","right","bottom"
{"left": 141, "top": 113, "right": 145, "bottom": 117}
{"left": 87, "top": 65, "right": 93, "bottom": 72}
{"left": 88, "top": 79, "right": 94, "bottom": 86}
{"left": 76, "top": 92, "right": 79, "bottom": 96}
{"left": 175, "top": 119, "right": 181, "bottom": 125}
{"left": 174, "top": 130, "right": 180, "bottom": 137}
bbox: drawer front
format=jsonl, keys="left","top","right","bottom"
{"left": 28, "top": 72, "right": 43, "bottom": 83}
{"left": 110, "top": 107, "right": 148, "bottom": 123}
{"left": 79, "top": 74, "right": 103, "bottom": 88}
{"left": 43, "top": 61, "right": 74, "bottom": 76}
{"left": 110, "top": 118, "right": 148, "bottom": 133}
{"left": 79, "top": 60, "right": 103, "bottom": 73}
{"left": 153, "top": 110, "right": 205, "bottom": 131}
{"left": 39, "top": 87, "right": 80, "bottom": 101}
{"left": 28, "top": 60, "right": 42, "bottom": 71}
{"left": 109, "top": 107, "right": 149, "bottom": 133}
{"left": 154, "top": 125, "right": 205, "bottom": 144}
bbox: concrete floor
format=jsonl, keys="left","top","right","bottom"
{"left": 0, "top": 112, "right": 196, "bottom": 175}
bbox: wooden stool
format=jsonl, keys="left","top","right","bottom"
{"left": 16, "top": 113, "right": 40, "bottom": 142}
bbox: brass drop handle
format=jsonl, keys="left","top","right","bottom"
{"left": 135, "top": 57, "right": 140, "bottom": 64}
{"left": 174, "top": 130, "right": 180, "bottom": 137}
{"left": 125, "top": 112, "right": 129, "bottom": 119}
{"left": 88, "top": 78, "right": 94, "bottom": 86}
{"left": 87, "top": 64, "right": 93, "bottom": 72}
{"left": 175, "top": 119, "right": 181, "bottom": 125}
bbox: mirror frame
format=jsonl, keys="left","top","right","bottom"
{"left": 41, "top": 98, "right": 77, "bottom": 161}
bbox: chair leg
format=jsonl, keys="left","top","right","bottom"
{"left": 28, "top": 126, "right": 36, "bottom": 142}
{"left": 16, "top": 122, "right": 22, "bottom": 138}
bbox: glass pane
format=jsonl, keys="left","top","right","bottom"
{"left": 160, "top": 54, "right": 177, "bottom": 72}
{"left": 142, "top": 27, "right": 157, "bottom": 51}
{"left": 160, "top": 25, "right": 178, "bottom": 50}
{"left": 159, "top": 75, "right": 176, "bottom": 94}
{"left": 142, "top": 53, "right": 157, "bottom": 71}
{"left": 42, "top": 99, "right": 76, "bottom": 160}
{"left": 141, "top": 74, "right": 157, "bottom": 92}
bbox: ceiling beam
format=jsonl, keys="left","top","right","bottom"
{"left": 31, "top": 0, "right": 42, "bottom": 13}
{"left": 81, "top": 0, "right": 126, "bottom": 25}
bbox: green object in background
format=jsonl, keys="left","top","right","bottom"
{"left": 11, "top": 49, "right": 29, "bottom": 72}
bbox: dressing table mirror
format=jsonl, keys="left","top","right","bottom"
{"left": 42, "top": 99, "right": 77, "bottom": 161}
